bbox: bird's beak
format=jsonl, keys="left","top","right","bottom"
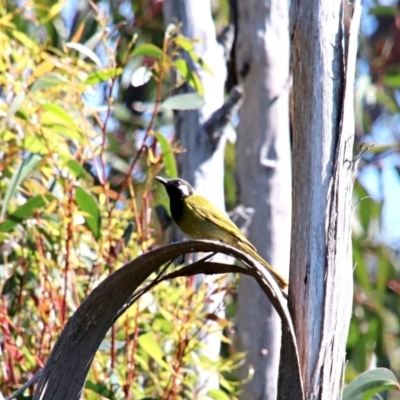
{"left": 155, "top": 176, "right": 168, "bottom": 185}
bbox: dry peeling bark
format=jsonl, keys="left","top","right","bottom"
{"left": 284, "top": 0, "right": 362, "bottom": 399}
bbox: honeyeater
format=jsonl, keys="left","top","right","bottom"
{"left": 155, "top": 176, "right": 288, "bottom": 289}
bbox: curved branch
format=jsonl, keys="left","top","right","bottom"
{"left": 31, "top": 240, "right": 302, "bottom": 400}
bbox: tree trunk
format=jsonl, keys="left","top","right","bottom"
{"left": 163, "top": 0, "right": 228, "bottom": 396}
{"left": 235, "top": 1, "right": 291, "bottom": 399}
{"left": 287, "top": 0, "right": 361, "bottom": 398}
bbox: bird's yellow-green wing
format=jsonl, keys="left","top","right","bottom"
{"left": 185, "top": 195, "right": 256, "bottom": 251}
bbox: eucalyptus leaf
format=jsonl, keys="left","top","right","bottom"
{"left": 0, "top": 195, "right": 54, "bottom": 233}
{"left": 131, "top": 43, "right": 163, "bottom": 59}
{"left": 75, "top": 187, "right": 101, "bottom": 239}
{"left": 153, "top": 132, "right": 177, "bottom": 178}
{"left": 1, "top": 154, "right": 42, "bottom": 219}
{"left": 342, "top": 368, "right": 400, "bottom": 400}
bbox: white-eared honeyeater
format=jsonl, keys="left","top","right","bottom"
{"left": 155, "top": 176, "right": 288, "bottom": 289}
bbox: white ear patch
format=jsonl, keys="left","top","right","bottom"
{"left": 178, "top": 183, "right": 191, "bottom": 197}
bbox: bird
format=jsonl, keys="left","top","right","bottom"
{"left": 155, "top": 176, "right": 288, "bottom": 289}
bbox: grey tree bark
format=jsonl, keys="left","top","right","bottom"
{"left": 287, "top": 0, "right": 361, "bottom": 399}
{"left": 234, "top": 1, "right": 291, "bottom": 399}
{"left": 163, "top": 0, "right": 230, "bottom": 396}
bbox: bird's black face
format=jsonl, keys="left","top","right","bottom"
{"left": 155, "top": 176, "right": 194, "bottom": 201}
{"left": 155, "top": 176, "right": 194, "bottom": 221}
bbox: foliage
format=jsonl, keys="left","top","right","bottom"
{"left": 0, "top": 2, "right": 241, "bottom": 399}
{"left": 345, "top": 1, "right": 400, "bottom": 397}
{"left": 342, "top": 368, "right": 400, "bottom": 400}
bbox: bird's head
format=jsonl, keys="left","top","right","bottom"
{"left": 155, "top": 176, "right": 194, "bottom": 201}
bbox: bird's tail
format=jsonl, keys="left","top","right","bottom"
{"left": 239, "top": 243, "right": 288, "bottom": 290}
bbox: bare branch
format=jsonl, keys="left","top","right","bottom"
{"left": 203, "top": 85, "right": 244, "bottom": 141}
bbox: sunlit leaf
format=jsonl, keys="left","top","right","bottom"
{"left": 1, "top": 154, "right": 42, "bottom": 219}
{"left": 0, "top": 194, "right": 54, "bottom": 232}
{"left": 138, "top": 333, "right": 169, "bottom": 369}
{"left": 207, "top": 389, "right": 231, "bottom": 400}
{"left": 174, "top": 36, "right": 194, "bottom": 52}
{"left": 0, "top": 13, "right": 16, "bottom": 29}
{"left": 44, "top": 2, "right": 65, "bottom": 22}
{"left": 174, "top": 59, "right": 204, "bottom": 96}
{"left": 11, "top": 30, "right": 37, "bottom": 49}
{"left": 161, "top": 93, "right": 205, "bottom": 110}
{"left": 75, "top": 187, "right": 101, "bottom": 239}
{"left": 42, "top": 104, "right": 77, "bottom": 129}
{"left": 131, "top": 43, "right": 163, "bottom": 59}
{"left": 66, "top": 42, "right": 102, "bottom": 67}
{"left": 174, "top": 36, "right": 213, "bottom": 74}
{"left": 33, "top": 60, "right": 56, "bottom": 78}
{"left": 22, "top": 135, "right": 49, "bottom": 154}
{"left": 84, "top": 68, "right": 123, "bottom": 85}
{"left": 153, "top": 132, "right": 177, "bottom": 178}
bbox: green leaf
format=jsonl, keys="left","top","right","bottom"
{"left": 11, "top": 30, "right": 37, "bottom": 49}
{"left": 131, "top": 43, "right": 163, "bottom": 59}
{"left": 1, "top": 153, "right": 42, "bottom": 219}
{"left": 43, "top": 2, "right": 64, "bottom": 22}
{"left": 369, "top": 6, "right": 396, "bottom": 17}
{"left": 66, "top": 160, "right": 91, "bottom": 180}
{"left": 174, "top": 59, "right": 204, "bottom": 96}
{"left": 137, "top": 332, "right": 169, "bottom": 369}
{"left": 0, "top": 195, "right": 54, "bottom": 233}
{"left": 342, "top": 368, "right": 400, "bottom": 400}
{"left": 153, "top": 132, "right": 177, "bottom": 178}
{"left": 42, "top": 103, "right": 76, "bottom": 129}
{"left": 383, "top": 73, "right": 400, "bottom": 89}
{"left": 75, "top": 187, "right": 101, "bottom": 239}
{"left": 161, "top": 93, "right": 205, "bottom": 110}
{"left": 174, "top": 36, "right": 213, "bottom": 74}
{"left": 383, "top": 73, "right": 400, "bottom": 88}
{"left": 85, "top": 380, "right": 114, "bottom": 398}
{"left": 22, "top": 135, "right": 48, "bottom": 154}
{"left": 207, "top": 389, "right": 232, "bottom": 400}
{"left": 84, "top": 68, "right": 123, "bottom": 85}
